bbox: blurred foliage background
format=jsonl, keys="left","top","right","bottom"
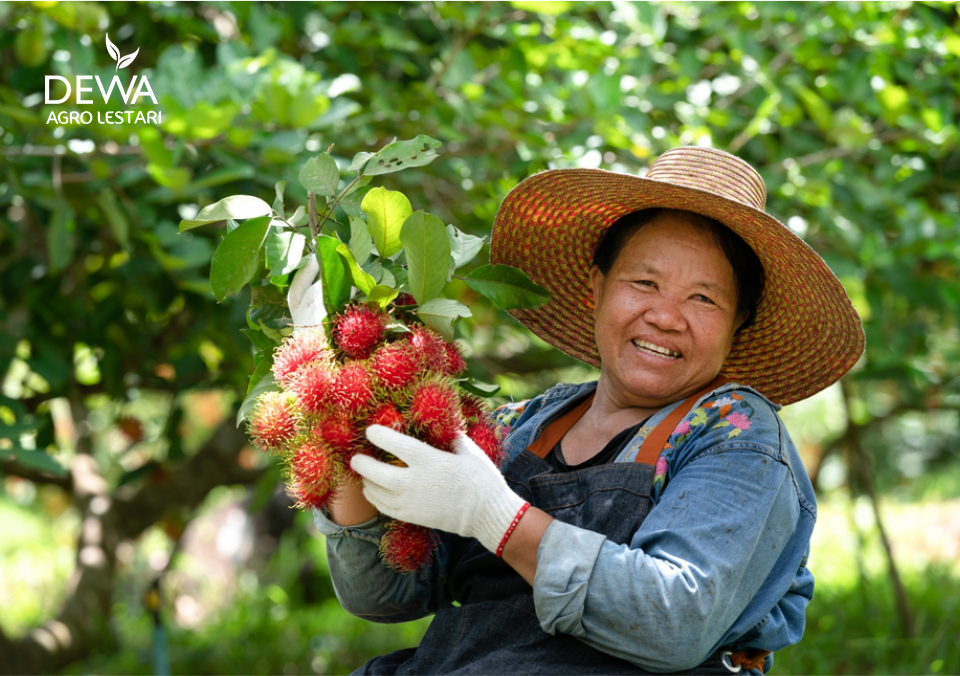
{"left": 1, "top": 1, "right": 959, "bottom": 674}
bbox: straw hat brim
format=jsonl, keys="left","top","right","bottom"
{"left": 490, "top": 168, "right": 865, "bottom": 405}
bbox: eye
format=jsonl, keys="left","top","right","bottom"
{"left": 635, "top": 279, "right": 657, "bottom": 288}
{"left": 693, "top": 293, "right": 716, "bottom": 305}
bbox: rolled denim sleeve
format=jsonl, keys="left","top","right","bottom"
{"left": 533, "top": 446, "right": 799, "bottom": 673}
{"left": 314, "top": 509, "right": 446, "bottom": 623}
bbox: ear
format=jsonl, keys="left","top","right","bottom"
{"left": 589, "top": 266, "right": 604, "bottom": 316}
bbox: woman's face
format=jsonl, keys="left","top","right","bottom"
{"left": 589, "top": 210, "right": 741, "bottom": 409}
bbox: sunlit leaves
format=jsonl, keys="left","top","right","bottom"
{"left": 361, "top": 187, "right": 412, "bottom": 258}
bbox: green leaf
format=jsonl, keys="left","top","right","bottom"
{"left": 349, "top": 215, "right": 373, "bottom": 265}
{"left": 347, "top": 151, "right": 376, "bottom": 173}
{"left": 240, "top": 327, "right": 277, "bottom": 353}
{"left": 417, "top": 298, "right": 471, "bottom": 342}
{"left": 401, "top": 211, "right": 450, "bottom": 305}
{"left": 367, "top": 284, "right": 400, "bottom": 309}
{"left": 458, "top": 378, "right": 501, "bottom": 397}
{"left": 509, "top": 0, "right": 573, "bottom": 15}
{"left": 96, "top": 190, "right": 129, "bottom": 248}
{"left": 361, "top": 187, "right": 412, "bottom": 258}
{"left": 48, "top": 206, "right": 76, "bottom": 274}
{"left": 237, "top": 372, "right": 277, "bottom": 426}
{"left": 336, "top": 242, "right": 377, "bottom": 294}
{"left": 273, "top": 180, "right": 286, "bottom": 213}
{"left": 265, "top": 231, "right": 305, "bottom": 276}
{"left": 249, "top": 285, "right": 290, "bottom": 330}
{"left": 179, "top": 195, "right": 273, "bottom": 232}
{"left": 353, "top": 135, "right": 442, "bottom": 176}
{"left": 298, "top": 153, "right": 340, "bottom": 197}
{"left": 447, "top": 224, "right": 486, "bottom": 272}
{"left": 462, "top": 264, "right": 551, "bottom": 310}
{"left": 317, "top": 236, "right": 352, "bottom": 314}
{"left": 10, "top": 448, "right": 68, "bottom": 477}
{"left": 210, "top": 216, "right": 271, "bottom": 302}
{"left": 785, "top": 81, "right": 832, "bottom": 132}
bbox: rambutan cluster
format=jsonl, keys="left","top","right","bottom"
{"left": 246, "top": 301, "right": 505, "bottom": 573}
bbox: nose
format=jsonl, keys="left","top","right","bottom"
{"left": 643, "top": 295, "right": 688, "bottom": 333}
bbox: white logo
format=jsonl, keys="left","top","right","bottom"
{"left": 105, "top": 34, "right": 140, "bottom": 72}
{"left": 44, "top": 33, "right": 161, "bottom": 126}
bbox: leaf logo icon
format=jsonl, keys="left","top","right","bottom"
{"left": 105, "top": 34, "right": 140, "bottom": 72}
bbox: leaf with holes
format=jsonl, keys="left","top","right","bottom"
{"left": 353, "top": 135, "right": 442, "bottom": 176}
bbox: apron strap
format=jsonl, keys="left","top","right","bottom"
{"left": 632, "top": 374, "right": 729, "bottom": 466}
{"left": 526, "top": 393, "right": 595, "bottom": 459}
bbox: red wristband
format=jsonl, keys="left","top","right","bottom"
{"left": 495, "top": 502, "right": 531, "bottom": 558}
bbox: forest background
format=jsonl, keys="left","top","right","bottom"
{"left": 1, "top": 1, "right": 959, "bottom": 674}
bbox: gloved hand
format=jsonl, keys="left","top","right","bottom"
{"left": 354, "top": 425, "right": 528, "bottom": 554}
{"left": 287, "top": 254, "right": 326, "bottom": 334}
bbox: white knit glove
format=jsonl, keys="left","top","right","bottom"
{"left": 354, "top": 425, "right": 528, "bottom": 554}
{"left": 287, "top": 254, "right": 326, "bottom": 334}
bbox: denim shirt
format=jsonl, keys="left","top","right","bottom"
{"left": 315, "top": 380, "right": 816, "bottom": 673}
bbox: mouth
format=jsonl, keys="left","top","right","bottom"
{"left": 632, "top": 339, "right": 682, "bottom": 360}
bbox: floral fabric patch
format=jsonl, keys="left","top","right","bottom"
{"left": 651, "top": 391, "right": 758, "bottom": 499}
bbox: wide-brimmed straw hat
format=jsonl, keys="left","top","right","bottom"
{"left": 490, "top": 146, "right": 865, "bottom": 405}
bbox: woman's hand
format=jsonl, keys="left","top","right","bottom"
{"left": 354, "top": 426, "right": 529, "bottom": 555}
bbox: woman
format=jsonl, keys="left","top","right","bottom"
{"left": 315, "top": 147, "right": 865, "bottom": 674}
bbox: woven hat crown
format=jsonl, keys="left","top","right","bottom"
{"left": 648, "top": 147, "right": 766, "bottom": 212}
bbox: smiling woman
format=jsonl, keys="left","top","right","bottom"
{"left": 317, "top": 146, "right": 866, "bottom": 675}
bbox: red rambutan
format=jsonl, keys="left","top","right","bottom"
{"left": 334, "top": 305, "right": 386, "bottom": 359}
{"left": 409, "top": 379, "right": 463, "bottom": 450}
{"left": 333, "top": 362, "right": 374, "bottom": 415}
{"left": 289, "top": 361, "right": 336, "bottom": 415}
{"left": 371, "top": 342, "right": 420, "bottom": 389}
{"left": 393, "top": 293, "right": 417, "bottom": 308}
{"left": 441, "top": 341, "right": 467, "bottom": 377}
{"left": 272, "top": 329, "right": 329, "bottom": 387}
{"left": 379, "top": 520, "right": 439, "bottom": 573}
{"left": 459, "top": 394, "right": 488, "bottom": 426}
{"left": 406, "top": 327, "right": 448, "bottom": 375}
{"left": 248, "top": 391, "right": 300, "bottom": 452}
{"left": 367, "top": 402, "right": 406, "bottom": 432}
{"left": 312, "top": 414, "right": 358, "bottom": 455}
{"left": 289, "top": 440, "right": 339, "bottom": 509}
{"left": 467, "top": 422, "right": 506, "bottom": 468}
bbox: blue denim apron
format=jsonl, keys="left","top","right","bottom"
{"left": 354, "top": 445, "right": 743, "bottom": 675}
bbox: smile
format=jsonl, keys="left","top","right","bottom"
{"left": 632, "top": 339, "right": 681, "bottom": 359}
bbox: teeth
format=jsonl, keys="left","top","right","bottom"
{"left": 632, "top": 340, "right": 681, "bottom": 359}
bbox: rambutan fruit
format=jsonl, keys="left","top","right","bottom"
{"left": 441, "top": 342, "right": 467, "bottom": 377}
{"left": 467, "top": 422, "right": 506, "bottom": 468}
{"left": 312, "top": 414, "right": 358, "bottom": 456}
{"left": 272, "top": 329, "right": 329, "bottom": 387}
{"left": 459, "top": 393, "right": 488, "bottom": 426}
{"left": 371, "top": 342, "right": 420, "bottom": 390}
{"left": 379, "top": 520, "right": 439, "bottom": 573}
{"left": 333, "top": 362, "right": 374, "bottom": 415}
{"left": 289, "top": 361, "right": 336, "bottom": 415}
{"left": 406, "top": 327, "right": 449, "bottom": 375}
{"left": 289, "top": 440, "right": 339, "bottom": 509}
{"left": 367, "top": 402, "right": 406, "bottom": 432}
{"left": 334, "top": 305, "right": 386, "bottom": 359}
{"left": 393, "top": 293, "right": 417, "bottom": 308}
{"left": 409, "top": 379, "right": 463, "bottom": 450}
{"left": 248, "top": 391, "right": 300, "bottom": 453}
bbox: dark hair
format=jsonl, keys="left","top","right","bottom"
{"left": 592, "top": 208, "right": 765, "bottom": 332}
